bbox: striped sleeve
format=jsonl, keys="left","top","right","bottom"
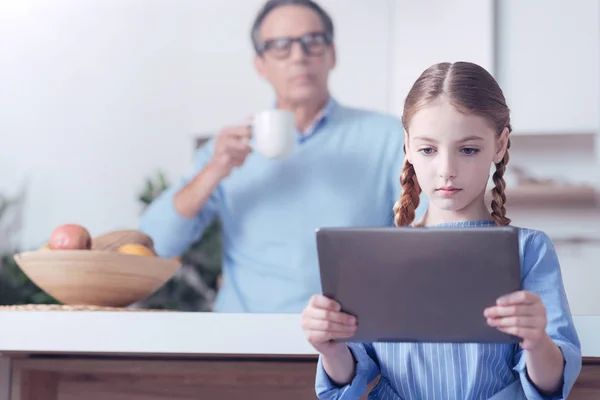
{"left": 513, "top": 231, "right": 582, "bottom": 399}
{"left": 315, "top": 343, "right": 381, "bottom": 399}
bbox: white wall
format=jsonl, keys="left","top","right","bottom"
{"left": 496, "top": 0, "right": 599, "bottom": 133}
{"left": 390, "top": 0, "right": 495, "bottom": 115}
{"left": 0, "top": 0, "right": 392, "bottom": 249}
{"left": 1, "top": 0, "right": 598, "bottom": 272}
{"left": 0, "top": 0, "right": 200, "bottom": 248}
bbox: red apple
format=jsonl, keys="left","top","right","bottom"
{"left": 48, "top": 224, "right": 92, "bottom": 250}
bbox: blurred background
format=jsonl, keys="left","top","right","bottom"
{"left": 0, "top": 0, "right": 598, "bottom": 312}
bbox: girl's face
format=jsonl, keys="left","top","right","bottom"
{"left": 406, "top": 97, "right": 508, "bottom": 217}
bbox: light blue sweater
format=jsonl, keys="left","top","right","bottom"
{"left": 140, "top": 98, "right": 428, "bottom": 312}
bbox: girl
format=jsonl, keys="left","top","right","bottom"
{"left": 301, "top": 61, "right": 582, "bottom": 400}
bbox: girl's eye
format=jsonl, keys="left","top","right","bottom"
{"left": 461, "top": 148, "right": 479, "bottom": 155}
{"left": 419, "top": 148, "right": 435, "bottom": 155}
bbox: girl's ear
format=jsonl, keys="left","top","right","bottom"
{"left": 495, "top": 127, "right": 510, "bottom": 163}
{"left": 404, "top": 131, "right": 412, "bottom": 163}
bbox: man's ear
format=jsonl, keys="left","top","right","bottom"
{"left": 254, "top": 54, "right": 266, "bottom": 80}
{"left": 495, "top": 127, "right": 510, "bottom": 163}
{"left": 328, "top": 43, "right": 337, "bottom": 70}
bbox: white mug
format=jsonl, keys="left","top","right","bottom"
{"left": 251, "top": 110, "right": 296, "bottom": 159}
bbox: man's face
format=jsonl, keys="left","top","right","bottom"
{"left": 254, "top": 5, "right": 336, "bottom": 106}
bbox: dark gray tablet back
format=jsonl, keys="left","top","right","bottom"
{"left": 316, "top": 226, "right": 522, "bottom": 344}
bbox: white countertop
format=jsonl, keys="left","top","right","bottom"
{"left": 0, "top": 312, "right": 598, "bottom": 358}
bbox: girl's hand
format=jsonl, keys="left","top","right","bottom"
{"left": 301, "top": 295, "right": 358, "bottom": 356}
{"left": 484, "top": 290, "right": 549, "bottom": 350}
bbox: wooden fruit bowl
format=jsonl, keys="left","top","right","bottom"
{"left": 13, "top": 250, "right": 180, "bottom": 307}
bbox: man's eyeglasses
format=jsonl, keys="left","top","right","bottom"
{"left": 258, "top": 32, "right": 332, "bottom": 60}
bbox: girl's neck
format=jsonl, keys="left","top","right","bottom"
{"left": 418, "top": 196, "right": 493, "bottom": 227}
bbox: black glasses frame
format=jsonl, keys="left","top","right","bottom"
{"left": 258, "top": 32, "right": 332, "bottom": 59}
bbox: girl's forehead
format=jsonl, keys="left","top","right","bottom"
{"left": 409, "top": 101, "right": 495, "bottom": 140}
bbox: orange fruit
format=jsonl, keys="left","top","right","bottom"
{"left": 117, "top": 243, "right": 156, "bottom": 257}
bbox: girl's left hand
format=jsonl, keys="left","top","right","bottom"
{"left": 484, "top": 290, "right": 549, "bottom": 351}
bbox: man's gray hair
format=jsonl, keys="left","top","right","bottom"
{"left": 250, "top": 0, "right": 334, "bottom": 55}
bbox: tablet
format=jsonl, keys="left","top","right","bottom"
{"left": 316, "top": 226, "right": 522, "bottom": 344}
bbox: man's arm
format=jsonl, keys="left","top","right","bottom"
{"left": 139, "top": 142, "right": 220, "bottom": 258}
{"left": 173, "top": 162, "right": 224, "bottom": 218}
{"left": 140, "top": 124, "right": 252, "bottom": 258}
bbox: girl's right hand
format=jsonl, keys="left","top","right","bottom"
{"left": 301, "top": 295, "right": 358, "bottom": 356}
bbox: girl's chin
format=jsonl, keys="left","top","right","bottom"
{"left": 431, "top": 197, "right": 471, "bottom": 212}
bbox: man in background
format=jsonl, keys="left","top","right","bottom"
{"left": 140, "top": 0, "right": 426, "bottom": 313}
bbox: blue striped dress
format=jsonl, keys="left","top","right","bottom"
{"left": 315, "top": 221, "right": 582, "bottom": 400}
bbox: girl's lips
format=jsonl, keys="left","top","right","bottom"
{"left": 436, "top": 188, "right": 462, "bottom": 197}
